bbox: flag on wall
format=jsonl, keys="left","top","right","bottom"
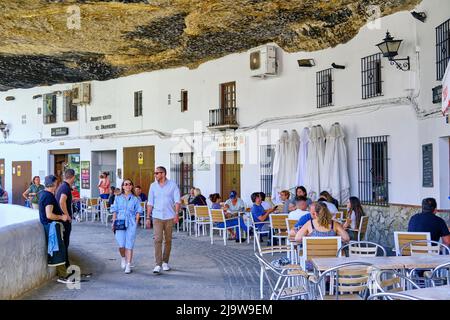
{"left": 443, "top": 62, "right": 450, "bottom": 116}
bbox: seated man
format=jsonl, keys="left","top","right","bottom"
{"left": 288, "top": 196, "right": 310, "bottom": 221}
{"left": 276, "top": 190, "right": 292, "bottom": 213}
{"left": 0, "top": 186, "right": 8, "bottom": 204}
{"left": 135, "top": 185, "right": 148, "bottom": 202}
{"left": 250, "top": 192, "right": 273, "bottom": 240}
{"left": 289, "top": 213, "right": 312, "bottom": 239}
{"left": 408, "top": 198, "right": 450, "bottom": 246}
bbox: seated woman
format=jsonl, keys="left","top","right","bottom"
{"left": 190, "top": 188, "right": 207, "bottom": 206}
{"left": 0, "top": 186, "right": 8, "bottom": 204}
{"left": 290, "top": 186, "right": 312, "bottom": 207}
{"left": 276, "top": 190, "right": 292, "bottom": 213}
{"left": 210, "top": 193, "right": 238, "bottom": 240}
{"left": 209, "top": 193, "right": 222, "bottom": 209}
{"left": 342, "top": 196, "right": 365, "bottom": 241}
{"left": 319, "top": 190, "right": 339, "bottom": 209}
{"left": 294, "top": 201, "right": 349, "bottom": 243}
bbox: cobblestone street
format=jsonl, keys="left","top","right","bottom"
{"left": 21, "top": 223, "right": 262, "bottom": 300}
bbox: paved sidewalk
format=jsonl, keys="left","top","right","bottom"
{"left": 21, "top": 223, "right": 262, "bottom": 300}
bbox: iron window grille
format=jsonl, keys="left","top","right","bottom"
{"left": 134, "top": 91, "right": 143, "bottom": 117}
{"left": 43, "top": 93, "right": 57, "bottom": 124}
{"left": 436, "top": 18, "right": 450, "bottom": 81}
{"left": 260, "top": 145, "right": 275, "bottom": 197}
{"left": 170, "top": 152, "right": 193, "bottom": 196}
{"left": 357, "top": 135, "right": 390, "bottom": 206}
{"left": 63, "top": 90, "right": 77, "bottom": 122}
{"left": 361, "top": 53, "right": 383, "bottom": 99}
{"left": 432, "top": 85, "right": 443, "bottom": 104}
{"left": 316, "top": 68, "right": 333, "bottom": 108}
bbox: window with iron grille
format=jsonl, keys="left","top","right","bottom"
{"left": 316, "top": 68, "right": 333, "bottom": 108}
{"left": 170, "top": 153, "right": 193, "bottom": 196}
{"left": 43, "top": 93, "right": 57, "bottom": 124}
{"left": 436, "top": 18, "right": 450, "bottom": 81}
{"left": 63, "top": 90, "right": 77, "bottom": 122}
{"left": 358, "top": 136, "right": 389, "bottom": 206}
{"left": 180, "top": 90, "right": 188, "bottom": 112}
{"left": 361, "top": 53, "right": 383, "bottom": 99}
{"left": 134, "top": 91, "right": 143, "bottom": 117}
{"left": 260, "top": 145, "right": 275, "bottom": 197}
{"left": 432, "top": 85, "right": 442, "bottom": 104}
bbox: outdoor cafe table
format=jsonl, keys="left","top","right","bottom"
{"left": 311, "top": 255, "right": 450, "bottom": 272}
{"left": 400, "top": 285, "right": 450, "bottom": 300}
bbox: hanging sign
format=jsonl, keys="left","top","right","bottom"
{"left": 80, "top": 161, "right": 90, "bottom": 189}
{"left": 442, "top": 62, "right": 450, "bottom": 116}
{"left": 138, "top": 152, "right": 144, "bottom": 165}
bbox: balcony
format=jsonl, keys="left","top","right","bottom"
{"left": 208, "top": 107, "right": 239, "bottom": 130}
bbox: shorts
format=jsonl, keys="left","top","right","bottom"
{"left": 115, "top": 226, "right": 137, "bottom": 250}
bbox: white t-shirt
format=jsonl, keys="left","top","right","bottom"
{"left": 261, "top": 201, "right": 272, "bottom": 211}
{"left": 349, "top": 211, "right": 357, "bottom": 229}
{"left": 288, "top": 209, "right": 309, "bottom": 221}
{"left": 322, "top": 201, "right": 338, "bottom": 215}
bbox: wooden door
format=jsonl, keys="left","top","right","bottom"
{"left": 0, "top": 159, "right": 4, "bottom": 189}
{"left": 123, "top": 146, "right": 155, "bottom": 196}
{"left": 221, "top": 151, "right": 241, "bottom": 199}
{"left": 12, "top": 161, "right": 32, "bottom": 205}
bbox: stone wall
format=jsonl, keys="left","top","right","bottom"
{"left": 0, "top": 207, "right": 55, "bottom": 299}
{"left": 363, "top": 204, "right": 450, "bottom": 251}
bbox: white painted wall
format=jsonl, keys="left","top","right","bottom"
{"left": 0, "top": 0, "right": 449, "bottom": 208}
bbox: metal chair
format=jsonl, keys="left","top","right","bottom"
{"left": 400, "top": 240, "right": 450, "bottom": 256}
{"left": 300, "top": 236, "right": 342, "bottom": 272}
{"left": 100, "top": 199, "right": 113, "bottom": 225}
{"left": 373, "top": 270, "right": 421, "bottom": 294}
{"left": 348, "top": 215, "right": 369, "bottom": 241}
{"left": 250, "top": 212, "right": 271, "bottom": 251}
{"left": 269, "top": 214, "right": 289, "bottom": 250}
{"left": 194, "top": 206, "right": 210, "bottom": 237}
{"left": 309, "top": 262, "right": 376, "bottom": 300}
{"left": 425, "top": 262, "right": 450, "bottom": 287}
{"left": 185, "top": 204, "right": 196, "bottom": 236}
{"left": 140, "top": 201, "right": 147, "bottom": 229}
{"left": 209, "top": 209, "right": 239, "bottom": 246}
{"left": 337, "top": 241, "right": 386, "bottom": 258}
{"left": 254, "top": 253, "right": 311, "bottom": 300}
{"left": 393, "top": 231, "right": 430, "bottom": 256}
{"left": 80, "top": 198, "right": 100, "bottom": 222}
{"left": 366, "top": 292, "right": 421, "bottom": 300}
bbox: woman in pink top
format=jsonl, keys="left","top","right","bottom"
{"left": 98, "top": 172, "right": 111, "bottom": 199}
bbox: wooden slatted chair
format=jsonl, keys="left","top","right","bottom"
{"left": 334, "top": 211, "right": 344, "bottom": 223}
{"left": 374, "top": 270, "right": 421, "bottom": 294}
{"left": 209, "top": 209, "right": 239, "bottom": 246}
{"left": 194, "top": 206, "right": 210, "bottom": 237}
{"left": 100, "top": 199, "right": 113, "bottom": 226}
{"left": 285, "top": 219, "right": 298, "bottom": 234}
{"left": 269, "top": 214, "right": 289, "bottom": 250}
{"left": 400, "top": 240, "right": 450, "bottom": 256}
{"left": 81, "top": 198, "right": 100, "bottom": 222}
{"left": 185, "top": 204, "right": 196, "bottom": 236}
{"left": 393, "top": 232, "right": 431, "bottom": 256}
{"left": 337, "top": 241, "right": 386, "bottom": 257}
{"left": 348, "top": 215, "right": 369, "bottom": 241}
{"left": 250, "top": 212, "right": 271, "bottom": 251}
{"left": 300, "top": 236, "right": 342, "bottom": 272}
{"left": 310, "top": 262, "right": 376, "bottom": 300}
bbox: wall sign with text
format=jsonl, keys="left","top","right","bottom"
{"left": 81, "top": 161, "right": 91, "bottom": 189}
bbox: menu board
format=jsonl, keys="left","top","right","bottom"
{"left": 422, "top": 144, "right": 433, "bottom": 188}
{"left": 81, "top": 161, "right": 91, "bottom": 189}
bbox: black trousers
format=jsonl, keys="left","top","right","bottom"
{"left": 62, "top": 221, "right": 72, "bottom": 268}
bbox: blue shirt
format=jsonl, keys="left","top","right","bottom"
{"left": 110, "top": 193, "right": 143, "bottom": 228}
{"left": 38, "top": 190, "right": 63, "bottom": 225}
{"left": 295, "top": 213, "right": 312, "bottom": 229}
{"left": 148, "top": 179, "right": 181, "bottom": 220}
{"left": 408, "top": 212, "right": 450, "bottom": 242}
{"left": 252, "top": 204, "right": 266, "bottom": 230}
{"left": 211, "top": 203, "right": 221, "bottom": 210}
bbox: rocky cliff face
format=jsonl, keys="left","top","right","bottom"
{"left": 0, "top": 0, "right": 421, "bottom": 91}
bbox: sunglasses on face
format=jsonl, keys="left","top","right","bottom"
{"left": 123, "top": 183, "right": 133, "bottom": 186}
{"left": 154, "top": 172, "right": 163, "bottom": 175}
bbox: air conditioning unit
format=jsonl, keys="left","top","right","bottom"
{"left": 72, "top": 83, "right": 91, "bottom": 105}
{"left": 249, "top": 45, "right": 277, "bottom": 78}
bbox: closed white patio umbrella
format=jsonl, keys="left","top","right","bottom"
{"left": 271, "top": 130, "right": 289, "bottom": 203}
{"left": 305, "top": 126, "right": 325, "bottom": 201}
{"left": 295, "top": 127, "right": 310, "bottom": 187}
{"left": 322, "top": 123, "right": 350, "bottom": 205}
{"left": 286, "top": 129, "right": 300, "bottom": 192}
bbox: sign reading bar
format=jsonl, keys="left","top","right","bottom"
{"left": 51, "top": 127, "right": 69, "bottom": 136}
{"left": 422, "top": 144, "right": 433, "bottom": 188}
{"left": 81, "top": 161, "right": 91, "bottom": 189}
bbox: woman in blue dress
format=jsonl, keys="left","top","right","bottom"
{"left": 110, "top": 179, "right": 143, "bottom": 274}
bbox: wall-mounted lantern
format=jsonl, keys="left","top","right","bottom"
{"left": 376, "top": 31, "right": 410, "bottom": 71}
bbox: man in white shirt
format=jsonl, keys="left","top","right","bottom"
{"left": 147, "top": 166, "right": 181, "bottom": 274}
{"left": 318, "top": 196, "right": 338, "bottom": 216}
{"left": 288, "top": 196, "right": 310, "bottom": 221}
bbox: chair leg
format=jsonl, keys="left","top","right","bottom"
{"left": 223, "top": 228, "right": 226, "bottom": 246}
{"left": 260, "top": 267, "right": 264, "bottom": 299}
{"left": 210, "top": 226, "right": 214, "bottom": 245}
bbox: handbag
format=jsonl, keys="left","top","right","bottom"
{"left": 113, "top": 219, "right": 126, "bottom": 231}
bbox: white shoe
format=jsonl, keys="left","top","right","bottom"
{"left": 121, "top": 258, "right": 126, "bottom": 269}
{"left": 124, "top": 263, "right": 131, "bottom": 274}
{"left": 153, "top": 265, "right": 161, "bottom": 274}
{"left": 162, "top": 263, "right": 171, "bottom": 271}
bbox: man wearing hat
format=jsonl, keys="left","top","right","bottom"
{"left": 408, "top": 197, "right": 450, "bottom": 245}
{"left": 223, "top": 190, "right": 245, "bottom": 214}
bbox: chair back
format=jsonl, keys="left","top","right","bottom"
{"left": 427, "top": 262, "right": 450, "bottom": 287}
{"left": 194, "top": 206, "right": 210, "bottom": 219}
{"left": 187, "top": 204, "right": 195, "bottom": 216}
{"left": 374, "top": 270, "right": 421, "bottom": 293}
{"left": 394, "top": 232, "right": 431, "bottom": 256}
{"left": 337, "top": 241, "right": 386, "bottom": 257}
{"left": 210, "top": 209, "right": 225, "bottom": 223}
{"left": 285, "top": 219, "right": 297, "bottom": 233}
{"left": 401, "top": 240, "right": 450, "bottom": 256}
{"left": 270, "top": 214, "right": 289, "bottom": 231}
{"left": 357, "top": 216, "right": 370, "bottom": 241}
{"left": 367, "top": 292, "right": 421, "bottom": 300}
{"left": 87, "top": 198, "right": 99, "bottom": 207}
{"left": 140, "top": 201, "right": 146, "bottom": 211}
{"left": 302, "top": 236, "right": 342, "bottom": 262}
{"left": 334, "top": 211, "right": 343, "bottom": 221}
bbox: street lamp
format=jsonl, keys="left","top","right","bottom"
{"left": 376, "top": 31, "right": 410, "bottom": 71}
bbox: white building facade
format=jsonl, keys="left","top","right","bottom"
{"left": 0, "top": 0, "right": 448, "bottom": 247}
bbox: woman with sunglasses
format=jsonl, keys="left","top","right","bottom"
{"left": 110, "top": 179, "right": 143, "bottom": 274}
